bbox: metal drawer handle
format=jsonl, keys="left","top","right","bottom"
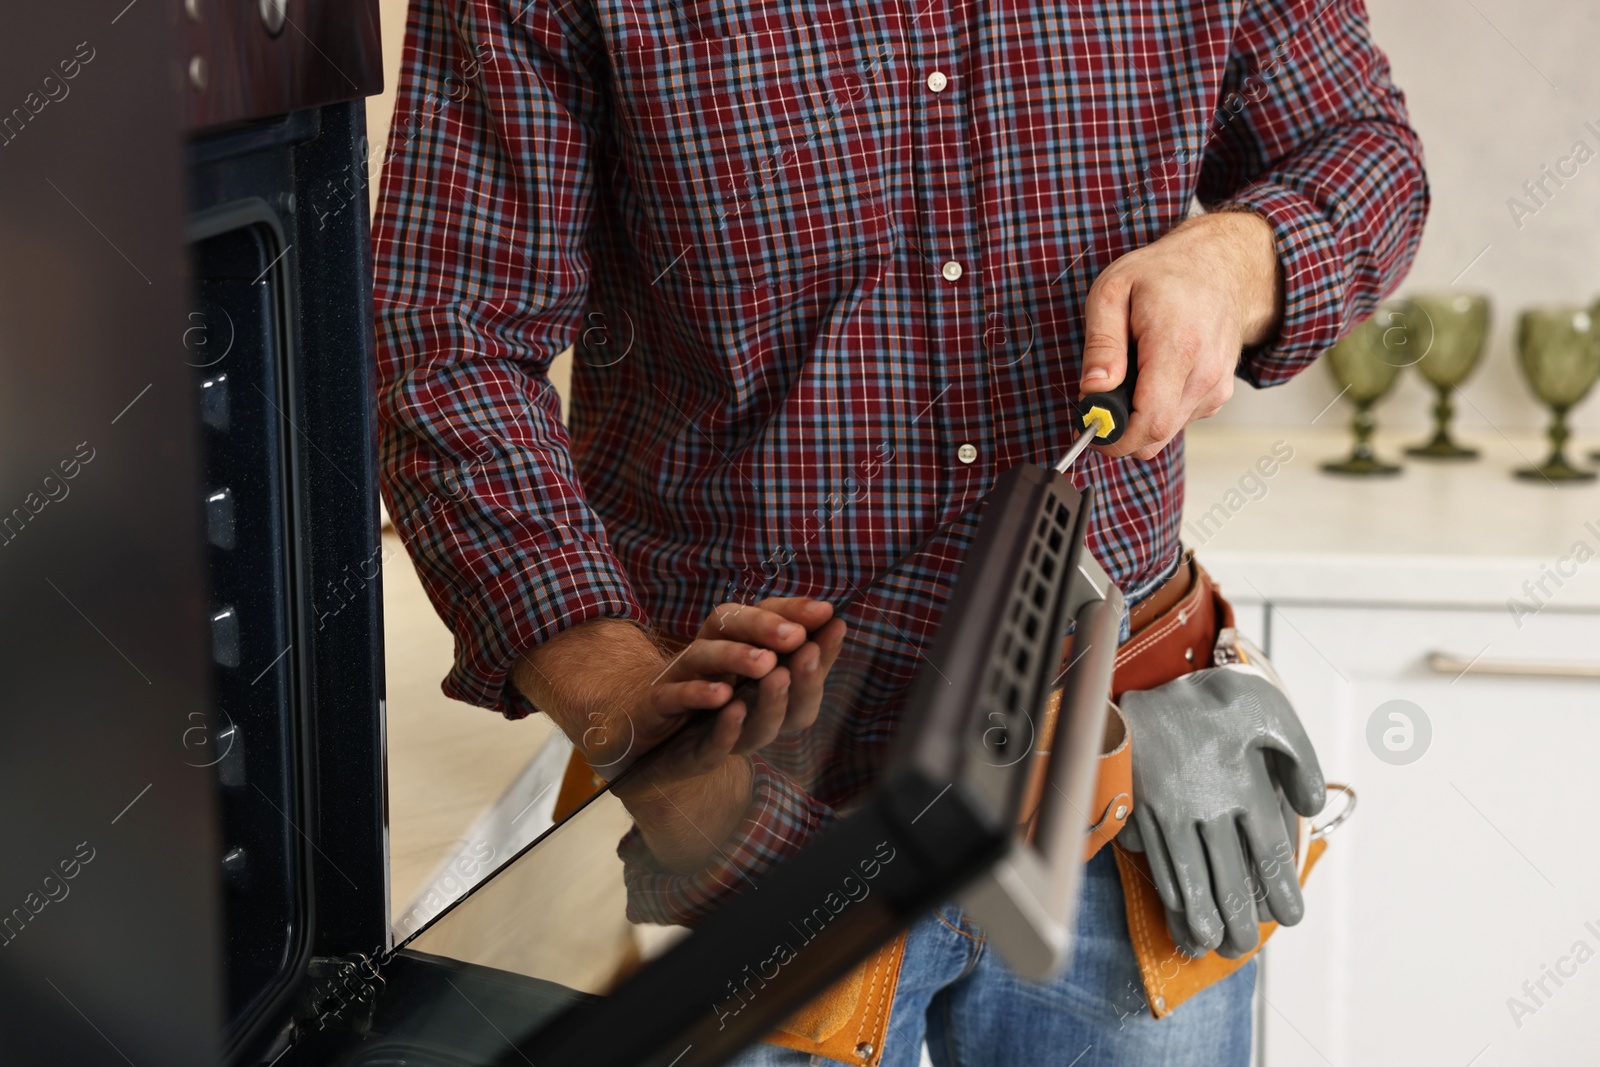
{"left": 1427, "top": 652, "right": 1600, "bottom": 680}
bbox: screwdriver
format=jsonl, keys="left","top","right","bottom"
{"left": 1054, "top": 342, "right": 1140, "bottom": 473}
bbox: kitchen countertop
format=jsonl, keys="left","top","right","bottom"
{"left": 1179, "top": 424, "right": 1600, "bottom": 611}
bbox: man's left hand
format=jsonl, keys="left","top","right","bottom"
{"left": 1077, "top": 211, "right": 1283, "bottom": 461}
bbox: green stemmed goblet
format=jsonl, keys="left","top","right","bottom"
{"left": 1591, "top": 295, "right": 1600, "bottom": 466}
{"left": 1321, "top": 305, "right": 1407, "bottom": 476}
{"left": 1515, "top": 307, "right": 1600, "bottom": 484}
{"left": 1402, "top": 293, "right": 1490, "bottom": 460}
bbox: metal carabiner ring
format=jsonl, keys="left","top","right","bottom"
{"left": 1310, "top": 783, "right": 1357, "bottom": 841}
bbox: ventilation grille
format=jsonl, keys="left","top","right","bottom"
{"left": 978, "top": 492, "right": 1075, "bottom": 758}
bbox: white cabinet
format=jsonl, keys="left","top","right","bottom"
{"left": 1184, "top": 425, "right": 1600, "bottom": 1066}
{"left": 1255, "top": 601, "right": 1600, "bottom": 1067}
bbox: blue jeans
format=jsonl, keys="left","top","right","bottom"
{"left": 733, "top": 850, "right": 1254, "bottom": 1067}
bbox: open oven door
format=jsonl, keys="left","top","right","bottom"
{"left": 277, "top": 463, "right": 1123, "bottom": 1067}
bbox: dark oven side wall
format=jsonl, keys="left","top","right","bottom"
{"left": 187, "top": 100, "right": 387, "bottom": 1066}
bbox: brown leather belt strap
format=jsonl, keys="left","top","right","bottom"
{"left": 1125, "top": 553, "right": 1196, "bottom": 634}
{"left": 1113, "top": 554, "right": 1226, "bottom": 697}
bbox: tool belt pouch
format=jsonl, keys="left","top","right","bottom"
{"left": 1116, "top": 622, "right": 1333, "bottom": 1019}
{"left": 1114, "top": 831, "right": 1328, "bottom": 1019}
{"left": 762, "top": 932, "right": 906, "bottom": 1066}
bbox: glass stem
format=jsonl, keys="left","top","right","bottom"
{"left": 1352, "top": 402, "right": 1377, "bottom": 460}
{"left": 1431, "top": 384, "right": 1454, "bottom": 446}
{"left": 1549, "top": 404, "right": 1572, "bottom": 465}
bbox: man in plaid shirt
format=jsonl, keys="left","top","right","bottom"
{"left": 374, "top": 0, "right": 1425, "bottom": 1060}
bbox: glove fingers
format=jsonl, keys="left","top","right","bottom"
{"left": 1253, "top": 686, "right": 1325, "bottom": 817}
{"left": 1241, "top": 803, "right": 1306, "bottom": 927}
{"left": 1163, "top": 905, "right": 1209, "bottom": 959}
{"left": 1132, "top": 806, "right": 1185, "bottom": 916}
{"left": 1159, "top": 820, "right": 1223, "bottom": 952}
{"left": 1227, "top": 667, "right": 1328, "bottom": 817}
{"left": 1267, "top": 746, "right": 1327, "bottom": 819}
{"left": 1279, "top": 788, "right": 1301, "bottom": 861}
{"left": 1200, "top": 819, "right": 1260, "bottom": 958}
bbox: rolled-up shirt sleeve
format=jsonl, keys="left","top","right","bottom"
{"left": 616, "top": 755, "right": 839, "bottom": 926}
{"left": 1198, "top": 0, "right": 1430, "bottom": 387}
{"left": 373, "top": 0, "right": 647, "bottom": 719}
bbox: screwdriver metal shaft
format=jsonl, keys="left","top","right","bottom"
{"left": 1053, "top": 427, "right": 1099, "bottom": 474}
{"left": 1052, "top": 342, "right": 1140, "bottom": 474}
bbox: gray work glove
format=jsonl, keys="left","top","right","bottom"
{"left": 1117, "top": 665, "right": 1326, "bottom": 960}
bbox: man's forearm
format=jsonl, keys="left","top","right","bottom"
{"left": 1199, "top": 0, "right": 1428, "bottom": 387}
{"left": 1178, "top": 209, "right": 1285, "bottom": 348}
{"left": 513, "top": 617, "right": 665, "bottom": 752}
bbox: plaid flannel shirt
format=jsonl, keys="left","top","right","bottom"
{"left": 373, "top": 0, "right": 1426, "bottom": 924}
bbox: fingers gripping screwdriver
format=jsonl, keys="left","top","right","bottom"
{"left": 1054, "top": 343, "right": 1139, "bottom": 474}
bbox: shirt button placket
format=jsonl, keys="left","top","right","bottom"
{"left": 913, "top": 1, "right": 984, "bottom": 507}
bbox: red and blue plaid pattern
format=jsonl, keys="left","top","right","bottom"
{"left": 374, "top": 0, "right": 1426, "bottom": 921}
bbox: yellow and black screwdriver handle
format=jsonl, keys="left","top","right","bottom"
{"left": 1079, "top": 342, "right": 1139, "bottom": 446}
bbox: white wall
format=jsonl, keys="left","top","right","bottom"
{"left": 1217, "top": 0, "right": 1600, "bottom": 433}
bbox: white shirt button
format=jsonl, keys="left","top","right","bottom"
{"left": 957, "top": 443, "right": 978, "bottom": 464}
{"left": 927, "top": 71, "right": 949, "bottom": 93}
{"left": 941, "top": 260, "right": 963, "bottom": 282}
